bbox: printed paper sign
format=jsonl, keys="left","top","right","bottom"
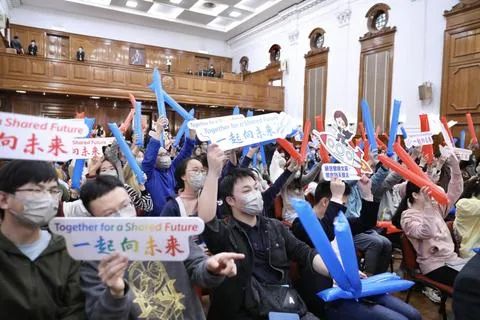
{"left": 404, "top": 132, "right": 433, "bottom": 148}
{"left": 454, "top": 148, "right": 472, "bottom": 161}
{"left": 191, "top": 112, "right": 296, "bottom": 150}
{"left": 0, "top": 112, "right": 89, "bottom": 161}
{"left": 312, "top": 130, "right": 373, "bottom": 174}
{"left": 321, "top": 164, "right": 361, "bottom": 181}
{"left": 188, "top": 114, "right": 244, "bottom": 130}
{"left": 49, "top": 217, "right": 205, "bottom": 261}
{"left": 71, "top": 137, "right": 115, "bottom": 159}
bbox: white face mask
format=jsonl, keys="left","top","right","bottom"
{"left": 188, "top": 172, "right": 206, "bottom": 192}
{"left": 11, "top": 196, "right": 59, "bottom": 227}
{"left": 156, "top": 156, "right": 171, "bottom": 169}
{"left": 239, "top": 191, "right": 263, "bottom": 216}
{"left": 101, "top": 170, "right": 118, "bottom": 177}
{"left": 111, "top": 204, "right": 136, "bottom": 217}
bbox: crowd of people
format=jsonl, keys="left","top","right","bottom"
{"left": 0, "top": 115, "right": 479, "bottom": 320}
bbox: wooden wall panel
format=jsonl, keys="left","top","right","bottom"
{"left": 441, "top": 1, "right": 480, "bottom": 129}
{"left": 10, "top": 24, "right": 233, "bottom": 75}
{"left": 0, "top": 53, "right": 284, "bottom": 111}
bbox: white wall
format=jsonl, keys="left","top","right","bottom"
{"left": 0, "top": 0, "right": 8, "bottom": 16}
{"left": 8, "top": 5, "right": 230, "bottom": 57}
{"left": 228, "top": 0, "right": 459, "bottom": 131}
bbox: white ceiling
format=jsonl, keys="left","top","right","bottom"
{"left": 18, "top": 0, "right": 304, "bottom": 40}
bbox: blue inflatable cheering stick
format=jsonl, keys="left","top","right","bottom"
{"left": 71, "top": 117, "right": 95, "bottom": 190}
{"left": 174, "top": 109, "right": 195, "bottom": 148}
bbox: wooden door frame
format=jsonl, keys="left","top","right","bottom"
{"left": 303, "top": 48, "right": 329, "bottom": 126}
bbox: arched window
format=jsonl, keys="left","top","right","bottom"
{"left": 304, "top": 28, "right": 328, "bottom": 128}
{"left": 358, "top": 3, "right": 396, "bottom": 132}
{"left": 239, "top": 56, "right": 249, "bottom": 73}
{"left": 269, "top": 44, "right": 281, "bottom": 65}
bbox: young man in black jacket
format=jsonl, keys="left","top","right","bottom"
{"left": 198, "top": 144, "right": 328, "bottom": 320}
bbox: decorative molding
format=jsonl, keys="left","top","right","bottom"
{"left": 444, "top": 0, "right": 480, "bottom": 16}
{"left": 359, "top": 26, "right": 396, "bottom": 42}
{"left": 305, "top": 47, "right": 329, "bottom": 58}
{"left": 227, "top": 0, "right": 329, "bottom": 46}
{"left": 288, "top": 29, "right": 299, "bottom": 46}
{"left": 336, "top": 9, "right": 352, "bottom": 27}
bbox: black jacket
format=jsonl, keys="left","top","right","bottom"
{"left": 0, "top": 231, "right": 85, "bottom": 319}
{"left": 453, "top": 252, "right": 480, "bottom": 320}
{"left": 202, "top": 215, "right": 317, "bottom": 320}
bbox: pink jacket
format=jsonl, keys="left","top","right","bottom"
{"left": 401, "top": 160, "right": 464, "bottom": 275}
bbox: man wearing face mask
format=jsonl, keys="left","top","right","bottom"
{"left": 142, "top": 117, "right": 196, "bottom": 216}
{"left": 0, "top": 160, "right": 86, "bottom": 319}
{"left": 198, "top": 144, "right": 329, "bottom": 320}
{"left": 79, "top": 175, "right": 245, "bottom": 319}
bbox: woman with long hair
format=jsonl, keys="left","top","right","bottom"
{"left": 392, "top": 154, "right": 466, "bottom": 287}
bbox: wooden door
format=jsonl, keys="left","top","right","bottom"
{"left": 46, "top": 34, "right": 70, "bottom": 60}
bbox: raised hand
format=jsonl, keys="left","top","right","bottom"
{"left": 98, "top": 252, "right": 129, "bottom": 298}
{"left": 207, "top": 143, "right": 227, "bottom": 177}
{"left": 206, "top": 252, "right": 245, "bottom": 277}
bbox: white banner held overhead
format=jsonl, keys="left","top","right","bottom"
{"left": 321, "top": 163, "right": 361, "bottom": 181}
{"left": 404, "top": 132, "right": 433, "bottom": 148}
{"left": 71, "top": 137, "right": 115, "bottom": 159}
{"left": 188, "top": 114, "right": 244, "bottom": 130}
{"left": 190, "top": 112, "right": 296, "bottom": 150}
{"left": 0, "top": 112, "right": 89, "bottom": 161}
{"left": 49, "top": 217, "right": 205, "bottom": 261}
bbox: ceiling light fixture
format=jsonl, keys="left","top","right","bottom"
{"left": 16, "top": 90, "right": 26, "bottom": 94}
{"left": 126, "top": 0, "right": 138, "bottom": 8}
{"left": 203, "top": 2, "right": 216, "bottom": 9}
{"left": 169, "top": 0, "right": 183, "bottom": 4}
{"left": 90, "top": 96, "right": 101, "bottom": 99}
{"left": 229, "top": 11, "right": 241, "bottom": 18}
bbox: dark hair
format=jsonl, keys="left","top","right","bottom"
{"left": 174, "top": 157, "right": 204, "bottom": 191}
{"left": 392, "top": 181, "right": 420, "bottom": 229}
{"left": 80, "top": 175, "right": 124, "bottom": 213}
{"left": 96, "top": 159, "right": 118, "bottom": 176}
{"left": 0, "top": 160, "right": 58, "bottom": 217}
{"left": 314, "top": 181, "right": 351, "bottom": 204}
{"left": 333, "top": 110, "right": 348, "bottom": 125}
{"left": 459, "top": 175, "right": 480, "bottom": 199}
{"left": 219, "top": 168, "right": 256, "bottom": 204}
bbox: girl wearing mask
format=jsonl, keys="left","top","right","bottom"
{"left": 160, "top": 157, "right": 207, "bottom": 218}
{"left": 392, "top": 153, "right": 467, "bottom": 286}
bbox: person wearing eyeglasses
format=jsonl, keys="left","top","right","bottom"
{"left": 0, "top": 160, "right": 85, "bottom": 319}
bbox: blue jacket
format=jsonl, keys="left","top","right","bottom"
{"left": 142, "top": 136, "right": 195, "bottom": 216}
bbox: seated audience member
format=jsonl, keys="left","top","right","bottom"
{"left": 79, "top": 175, "right": 244, "bottom": 320}
{"left": 77, "top": 46, "right": 85, "bottom": 61}
{"left": 143, "top": 117, "right": 195, "bottom": 215}
{"left": 0, "top": 160, "right": 85, "bottom": 319}
{"left": 392, "top": 154, "right": 467, "bottom": 287}
{"left": 453, "top": 251, "right": 480, "bottom": 320}
{"left": 454, "top": 175, "right": 480, "bottom": 258}
{"left": 344, "top": 165, "right": 393, "bottom": 275}
{"left": 281, "top": 162, "right": 322, "bottom": 223}
{"left": 198, "top": 144, "right": 329, "bottom": 319}
{"left": 292, "top": 179, "right": 420, "bottom": 320}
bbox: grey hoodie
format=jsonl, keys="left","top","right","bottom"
{"left": 80, "top": 239, "right": 224, "bottom": 320}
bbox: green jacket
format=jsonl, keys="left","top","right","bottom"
{"left": 0, "top": 230, "right": 86, "bottom": 319}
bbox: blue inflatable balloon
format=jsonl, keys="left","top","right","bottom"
{"left": 334, "top": 212, "right": 361, "bottom": 297}
{"left": 134, "top": 102, "right": 144, "bottom": 147}
{"left": 71, "top": 117, "right": 95, "bottom": 190}
{"left": 163, "top": 91, "right": 194, "bottom": 121}
{"left": 361, "top": 99, "right": 378, "bottom": 155}
{"left": 460, "top": 130, "right": 466, "bottom": 149}
{"left": 401, "top": 126, "right": 408, "bottom": 139}
{"left": 108, "top": 123, "right": 145, "bottom": 185}
{"left": 174, "top": 109, "right": 195, "bottom": 147}
{"left": 233, "top": 106, "right": 240, "bottom": 115}
{"left": 259, "top": 144, "right": 267, "bottom": 168}
{"left": 291, "top": 199, "right": 352, "bottom": 291}
{"left": 387, "top": 100, "right": 401, "bottom": 157}
{"left": 148, "top": 68, "right": 166, "bottom": 117}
